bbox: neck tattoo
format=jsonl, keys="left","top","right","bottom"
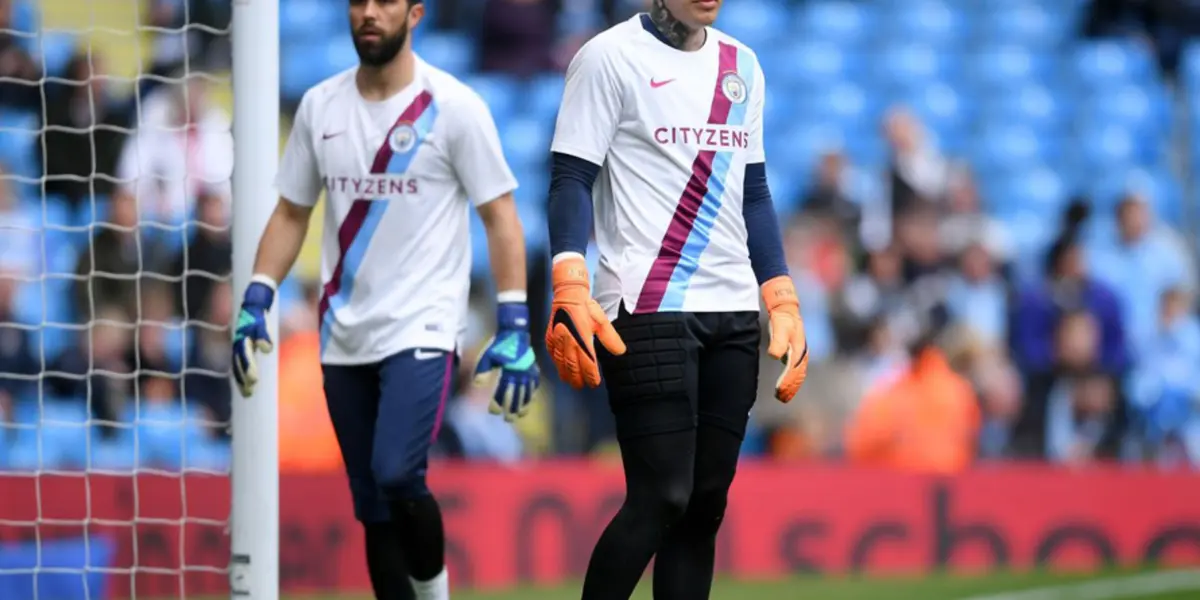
{"left": 650, "top": 0, "right": 699, "bottom": 50}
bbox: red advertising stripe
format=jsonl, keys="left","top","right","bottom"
{"left": 1, "top": 463, "right": 1198, "bottom": 597}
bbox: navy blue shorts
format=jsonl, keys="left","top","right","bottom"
{"left": 322, "top": 348, "right": 457, "bottom": 523}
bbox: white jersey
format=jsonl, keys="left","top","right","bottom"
{"left": 551, "top": 15, "right": 765, "bottom": 318}
{"left": 277, "top": 57, "right": 516, "bottom": 365}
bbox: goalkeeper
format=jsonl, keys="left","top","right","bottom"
{"left": 231, "top": 0, "right": 538, "bottom": 598}
{"left": 544, "top": 1, "right": 808, "bottom": 598}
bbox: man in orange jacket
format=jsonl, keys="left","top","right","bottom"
{"left": 846, "top": 344, "right": 980, "bottom": 474}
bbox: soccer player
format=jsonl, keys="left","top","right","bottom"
{"left": 544, "top": 0, "right": 808, "bottom": 597}
{"left": 230, "top": 1, "right": 539, "bottom": 599}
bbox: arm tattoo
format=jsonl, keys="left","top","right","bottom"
{"left": 650, "top": 0, "right": 698, "bottom": 50}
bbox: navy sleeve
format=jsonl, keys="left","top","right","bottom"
{"left": 548, "top": 152, "right": 598, "bottom": 257}
{"left": 742, "top": 162, "right": 788, "bottom": 284}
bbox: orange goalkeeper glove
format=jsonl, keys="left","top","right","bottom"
{"left": 545, "top": 256, "right": 626, "bottom": 389}
{"left": 762, "top": 275, "right": 809, "bottom": 403}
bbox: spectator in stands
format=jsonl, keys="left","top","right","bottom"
{"left": 844, "top": 338, "right": 980, "bottom": 474}
{"left": 939, "top": 168, "right": 1011, "bottom": 267}
{"left": 181, "top": 281, "right": 231, "bottom": 439}
{"left": 41, "top": 52, "right": 134, "bottom": 211}
{"left": 882, "top": 107, "right": 951, "bottom": 221}
{"left": 133, "top": 281, "right": 179, "bottom": 376}
{"left": 1011, "top": 221, "right": 1127, "bottom": 377}
{"left": 116, "top": 73, "right": 233, "bottom": 226}
{"left": 0, "top": 0, "right": 39, "bottom": 110}
{"left": 836, "top": 246, "right": 909, "bottom": 351}
{"left": 1088, "top": 192, "right": 1196, "bottom": 359}
{"left": 0, "top": 269, "right": 36, "bottom": 402}
{"left": 74, "top": 192, "right": 145, "bottom": 322}
{"left": 144, "top": 0, "right": 192, "bottom": 80}
{"left": 1021, "top": 311, "right": 1123, "bottom": 460}
{"left": 854, "top": 316, "right": 908, "bottom": 394}
{"left": 444, "top": 348, "right": 524, "bottom": 462}
{"left": 45, "top": 306, "right": 134, "bottom": 438}
{"left": 0, "top": 166, "right": 38, "bottom": 277}
{"left": 1046, "top": 371, "right": 1118, "bottom": 466}
{"left": 478, "top": 0, "right": 556, "bottom": 77}
{"left": 974, "top": 357, "right": 1024, "bottom": 460}
{"left": 1128, "top": 288, "right": 1200, "bottom": 466}
{"left": 168, "top": 188, "right": 230, "bottom": 322}
{"left": 945, "top": 242, "right": 1008, "bottom": 348}
{"left": 799, "top": 150, "right": 862, "bottom": 243}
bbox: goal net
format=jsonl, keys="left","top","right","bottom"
{"left": 0, "top": 0, "right": 243, "bottom": 597}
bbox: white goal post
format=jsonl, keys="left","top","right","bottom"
{"left": 230, "top": 0, "right": 280, "bottom": 598}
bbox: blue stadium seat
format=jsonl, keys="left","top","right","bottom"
{"left": 975, "top": 3, "right": 1064, "bottom": 48}
{"left": 879, "top": 1, "right": 966, "bottom": 47}
{"left": 796, "top": 0, "right": 873, "bottom": 46}
{"left": 1073, "top": 41, "right": 1156, "bottom": 89}
{"left": 765, "top": 165, "right": 801, "bottom": 214}
{"left": 28, "top": 400, "right": 91, "bottom": 469}
{"left": 0, "top": 111, "right": 39, "bottom": 179}
{"left": 771, "top": 121, "right": 849, "bottom": 176}
{"left": 777, "top": 40, "right": 852, "bottom": 87}
{"left": 133, "top": 401, "right": 209, "bottom": 471}
{"left": 1076, "top": 123, "right": 1152, "bottom": 171}
{"left": 1003, "top": 209, "right": 1058, "bottom": 283}
{"left": 971, "top": 123, "right": 1055, "bottom": 173}
{"left": 794, "top": 1, "right": 872, "bottom": 47}
{"left": 716, "top": 0, "right": 791, "bottom": 44}
{"left": 843, "top": 135, "right": 887, "bottom": 169}
{"left": 35, "top": 32, "right": 77, "bottom": 78}
{"left": 963, "top": 45, "right": 1053, "bottom": 90}
{"left": 280, "top": 0, "right": 341, "bottom": 42}
{"left": 793, "top": 81, "right": 873, "bottom": 130}
{"left": 184, "top": 440, "right": 231, "bottom": 472}
{"left": 989, "top": 167, "right": 1068, "bottom": 216}
{"left": 11, "top": 0, "right": 37, "bottom": 36}
{"left": 978, "top": 83, "right": 1066, "bottom": 132}
{"left": 90, "top": 437, "right": 137, "bottom": 472}
{"left": 1078, "top": 83, "right": 1169, "bottom": 138}
{"left": 468, "top": 211, "right": 489, "bottom": 278}
{"left": 413, "top": 32, "right": 475, "bottom": 77}
{"left": 898, "top": 83, "right": 968, "bottom": 148}
{"left": 1181, "top": 41, "right": 1200, "bottom": 94}
{"left": 459, "top": 74, "right": 519, "bottom": 129}
{"left": 502, "top": 117, "right": 552, "bottom": 173}
{"left": 872, "top": 43, "right": 956, "bottom": 89}
{"left": 525, "top": 75, "right": 564, "bottom": 120}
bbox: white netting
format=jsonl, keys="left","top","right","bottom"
{"left": 0, "top": 0, "right": 234, "bottom": 597}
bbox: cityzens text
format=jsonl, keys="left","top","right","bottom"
{"left": 323, "top": 175, "right": 418, "bottom": 199}
{"left": 654, "top": 125, "right": 749, "bottom": 151}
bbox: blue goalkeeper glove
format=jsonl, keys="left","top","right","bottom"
{"left": 232, "top": 276, "right": 276, "bottom": 398}
{"left": 474, "top": 301, "right": 540, "bottom": 422}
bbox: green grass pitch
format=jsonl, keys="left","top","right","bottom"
{"left": 263, "top": 569, "right": 1200, "bottom": 600}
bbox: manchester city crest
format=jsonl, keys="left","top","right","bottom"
{"left": 389, "top": 124, "right": 418, "bottom": 154}
{"left": 720, "top": 72, "right": 747, "bottom": 104}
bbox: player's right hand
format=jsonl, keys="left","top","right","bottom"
{"left": 232, "top": 276, "right": 276, "bottom": 398}
{"left": 545, "top": 255, "right": 626, "bottom": 389}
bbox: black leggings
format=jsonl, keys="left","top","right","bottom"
{"left": 582, "top": 308, "right": 760, "bottom": 599}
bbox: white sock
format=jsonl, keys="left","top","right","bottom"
{"left": 410, "top": 567, "right": 449, "bottom": 600}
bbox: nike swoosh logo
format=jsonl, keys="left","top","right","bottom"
{"left": 650, "top": 78, "right": 675, "bottom": 89}
{"left": 552, "top": 308, "right": 594, "bottom": 362}
{"left": 322, "top": 131, "right": 344, "bottom": 140}
{"left": 414, "top": 349, "right": 443, "bottom": 360}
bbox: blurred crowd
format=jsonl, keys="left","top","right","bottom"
{"left": 2, "top": 0, "right": 1200, "bottom": 474}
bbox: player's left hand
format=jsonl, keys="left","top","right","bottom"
{"left": 762, "top": 276, "right": 809, "bottom": 403}
{"left": 474, "top": 302, "right": 540, "bottom": 422}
